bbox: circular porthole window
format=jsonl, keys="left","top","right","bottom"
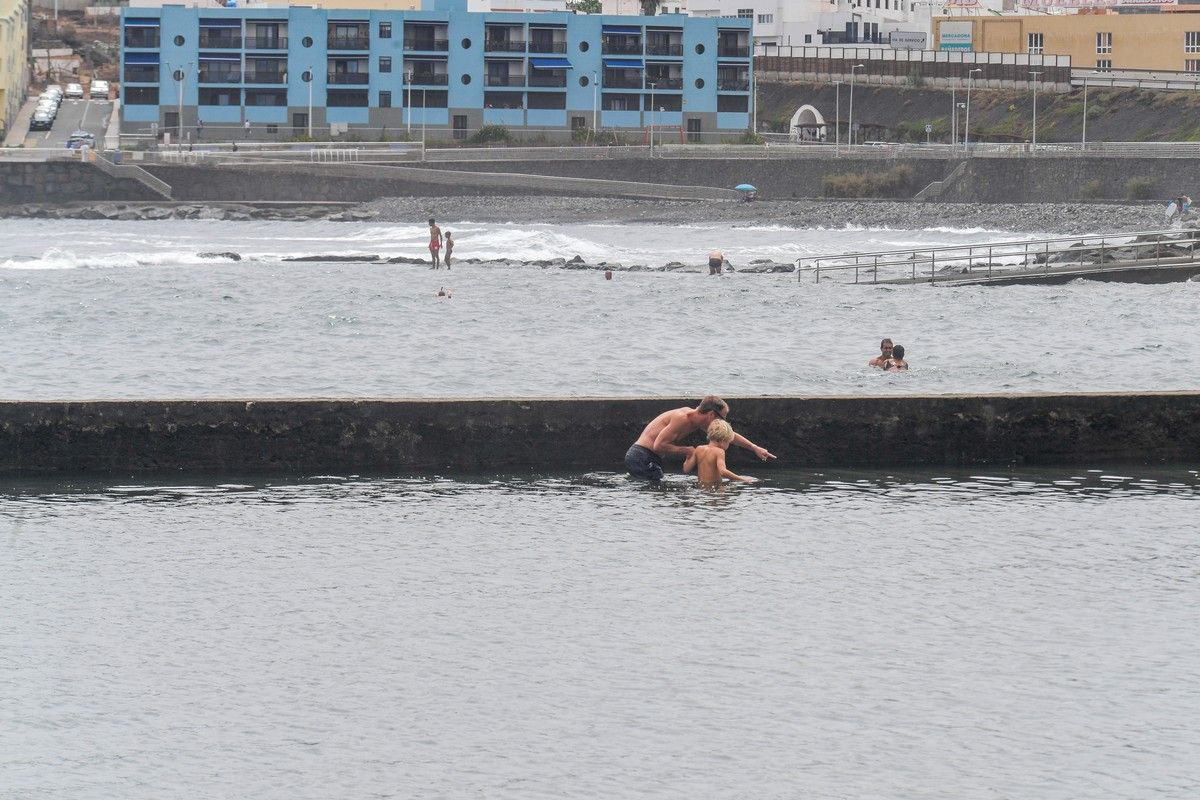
{"left": 172, "top": 68, "right": 184, "bottom": 81}
{"left": 302, "top": 36, "right": 313, "bottom": 48}
{"left": 579, "top": 41, "right": 590, "bottom": 52}
{"left": 695, "top": 78, "right": 704, "bottom": 89}
{"left": 579, "top": 75, "right": 589, "bottom": 87}
{"left": 461, "top": 38, "right": 472, "bottom": 49}
{"left": 173, "top": 35, "right": 185, "bottom": 46}
{"left": 302, "top": 70, "right": 313, "bottom": 82}
{"left": 461, "top": 74, "right": 471, "bottom": 85}
{"left": 695, "top": 43, "right": 705, "bottom": 55}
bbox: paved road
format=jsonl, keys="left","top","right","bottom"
{"left": 22, "top": 98, "right": 113, "bottom": 149}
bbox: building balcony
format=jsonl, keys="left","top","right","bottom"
{"left": 408, "top": 73, "right": 449, "bottom": 85}
{"left": 404, "top": 38, "right": 449, "bottom": 51}
{"left": 485, "top": 74, "right": 526, "bottom": 87}
{"left": 528, "top": 72, "right": 567, "bottom": 88}
{"left": 198, "top": 33, "right": 242, "bottom": 49}
{"left": 123, "top": 65, "right": 160, "bottom": 83}
{"left": 717, "top": 79, "right": 750, "bottom": 91}
{"left": 123, "top": 31, "right": 160, "bottom": 48}
{"left": 244, "top": 36, "right": 288, "bottom": 50}
{"left": 198, "top": 70, "right": 242, "bottom": 84}
{"left": 529, "top": 40, "right": 567, "bottom": 54}
{"left": 603, "top": 76, "right": 643, "bottom": 89}
{"left": 647, "top": 77, "right": 683, "bottom": 90}
{"left": 244, "top": 70, "right": 288, "bottom": 84}
{"left": 328, "top": 72, "right": 369, "bottom": 85}
{"left": 329, "top": 36, "right": 370, "bottom": 51}
{"left": 602, "top": 40, "right": 643, "bottom": 55}
{"left": 646, "top": 43, "right": 683, "bottom": 56}
{"left": 485, "top": 39, "right": 526, "bottom": 53}
{"left": 717, "top": 46, "right": 751, "bottom": 58}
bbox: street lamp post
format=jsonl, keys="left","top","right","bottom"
{"left": 304, "top": 67, "right": 313, "bottom": 138}
{"left": 592, "top": 71, "right": 598, "bottom": 132}
{"left": 1029, "top": 71, "right": 1042, "bottom": 151}
{"left": 848, "top": 63, "right": 864, "bottom": 147}
{"left": 950, "top": 86, "right": 956, "bottom": 147}
{"left": 1082, "top": 70, "right": 1098, "bottom": 151}
{"left": 833, "top": 80, "right": 843, "bottom": 154}
{"left": 965, "top": 68, "right": 982, "bottom": 152}
{"left": 421, "top": 87, "right": 426, "bottom": 149}
{"left": 405, "top": 69, "right": 413, "bottom": 135}
{"left": 649, "top": 81, "right": 656, "bottom": 155}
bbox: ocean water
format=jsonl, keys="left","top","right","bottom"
{"left": 0, "top": 218, "right": 1197, "bottom": 398}
{"left": 2, "top": 468, "right": 1198, "bottom": 800}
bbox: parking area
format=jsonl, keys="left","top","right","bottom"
{"left": 22, "top": 98, "right": 114, "bottom": 149}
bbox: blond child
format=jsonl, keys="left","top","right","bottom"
{"left": 683, "top": 419, "right": 755, "bottom": 486}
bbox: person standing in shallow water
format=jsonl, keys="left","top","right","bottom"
{"left": 708, "top": 249, "right": 725, "bottom": 276}
{"left": 444, "top": 231, "right": 453, "bottom": 269}
{"left": 428, "top": 218, "right": 443, "bottom": 269}
{"left": 625, "top": 395, "right": 775, "bottom": 482}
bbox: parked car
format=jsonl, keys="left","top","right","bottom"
{"left": 90, "top": 80, "right": 110, "bottom": 99}
{"left": 64, "top": 83, "right": 84, "bottom": 99}
{"left": 30, "top": 110, "right": 55, "bottom": 130}
{"left": 41, "top": 88, "right": 63, "bottom": 103}
{"left": 46, "top": 84, "right": 64, "bottom": 96}
{"left": 38, "top": 93, "right": 60, "bottom": 108}
{"left": 66, "top": 130, "right": 96, "bottom": 149}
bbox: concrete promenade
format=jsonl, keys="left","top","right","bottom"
{"left": 0, "top": 393, "right": 1196, "bottom": 475}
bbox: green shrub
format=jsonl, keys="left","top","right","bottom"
{"left": 469, "top": 125, "right": 511, "bottom": 144}
{"left": 734, "top": 130, "right": 764, "bottom": 145}
{"left": 1079, "top": 179, "right": 1103, "bottom": 200}
{"left": 1126, "top": 177, "right": 1156, "bottom": 200}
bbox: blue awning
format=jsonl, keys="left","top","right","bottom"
{"left": 199, "top": 18, "right": 242, "bottom": 27}
{"left": 125, "top": 52, "right": 160, "bottom": 64}
{"left": 199, "top": 54, "right": 242, "bottom": 61}
{"left": 124, "top": 17, "right": 160, "bottom": 26}
{"left": 604, "top": 59, "right": 644, "bottom": 70}
{"left": 602, "top": 25, "right": 641, "bottom": 34}
{"left": 530, "top": 57, "right": 572, "bottom": 69}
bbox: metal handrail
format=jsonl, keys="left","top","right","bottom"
{"left": 796, "top": 229, "right": 1200, "bottom": 284}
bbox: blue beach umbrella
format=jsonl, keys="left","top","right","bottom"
{"left": 735, "top": 183, "right": 757, "bottom": 192}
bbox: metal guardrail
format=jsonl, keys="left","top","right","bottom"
{"left": 796, "top": 229, "right": 1200, "bottom": 285}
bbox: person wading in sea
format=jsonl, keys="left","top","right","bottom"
{"left": 625, "top": 395, "right": 775, "bottom": 482}
{"left": 428, "top": 218, "right": 443, "bottom": 269}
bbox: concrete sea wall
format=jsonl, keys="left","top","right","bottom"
{"left": 0, "top": 393, "right": 1196, "bottom": 475}
{"left": 0, "top": 161, "right": 163, "bottom": 203}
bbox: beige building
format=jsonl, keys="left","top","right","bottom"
{"left": 933, "top": 12, "right": 1200, "bottom": 72}
{"left": 1, "top": 0, "right": 30, "bottom": 138}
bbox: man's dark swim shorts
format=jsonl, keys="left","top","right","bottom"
{"left": 625, "top": 444, "right": 664, "bottom": 481}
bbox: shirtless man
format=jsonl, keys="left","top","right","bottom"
{"left": 869, "top": 338, "right": 893, "bottom": 368}
{"left": 624, "top": 395, "right": 775, "bottom": 481}
{"left": 708, "top": 249, "right": 725, "bottom": 276}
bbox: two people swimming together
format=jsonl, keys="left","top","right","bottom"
{"left": 869, "top": 338, "right": 909, "bottom": 372}
{"left": 625, "top": 395, "right": 775, "bottom": 486}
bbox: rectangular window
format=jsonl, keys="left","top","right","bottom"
{"left": 124, "top": 86, "right": 159, "bottom": 105}
{"left": 199, "top": 88, "right": 241, "bottom": 106}
{"left": 528, "top": 92, "right": 565, "bottom": 110}
{"left": 804, "top": 34, "right": 812, "bottom": 44}
{"left": 717, "top": 94, "right": 748, "bottom": 112}
{"left": 1027, "top": 32, "right": 1043, "bottom": 55}
{"left": 245, "top": 89, "right": 286, "bottom": 106}
{"left": 380, "top": 90, "right": 392, "bottom": 107}
{"left": 327, "top": 89, "right": 369, "bottom": 107}
{"left": 1187, "top": 31, "right": 1200, "bottom": 53}
{"left": 756, "top": 14, "right": 773, "bottom": 23}
{"left": 736, "top": 8, "right": 752, "bottom": 18}
{"left": 267, "top": 125, "right": 278, "bottom": 134}
{"left": 1187, "top": 59, "right": 1200, "bottom": 74}
{"left": 380, "top": 56, "right": 392, "bottom": 73}
{"left": 379, "top": 21, "right": 391, "bottom": 39}
{"left": 1096, "top": 59, "right": 1112, "bottom": 72}
{"left": 571, "top": 116, "right": 586, "bottom": 130}
{"left": 1096, "top": 32, "right": 1112, "bottom": 54}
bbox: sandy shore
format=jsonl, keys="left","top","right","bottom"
{"left": 364, "top": 196, "right": 1163, "bottom": 235}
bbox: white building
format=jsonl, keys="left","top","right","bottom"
{"left": 602, "top": 1, "right": 689, "bottom": 14}
{"left": 685, "top": 0, "right": 920, "bottom": 49}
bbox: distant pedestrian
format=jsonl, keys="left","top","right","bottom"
{"left": 197, "top": 119, "right": 204, "bottom": 140}
{"left": 244, "top": 119, "right": 251, "bottom": 137}
{"left": 428, "top": 218, "right": 443, "bottom": 268}
{"left": 444, "top": 231, "right": 453, "bottom": 269}
{"left": 708, "top": 248, "right": 724, "bottom": 276}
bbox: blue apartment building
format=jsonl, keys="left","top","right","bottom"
{"left": 119, "top": 0, "right": 753, "bottom": 141}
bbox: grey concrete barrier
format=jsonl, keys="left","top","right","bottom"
{"left": 0, "top": 393, "right": 1197, "bottom": 476}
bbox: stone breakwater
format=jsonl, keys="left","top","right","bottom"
{"left": 274, "top": 253, "right": 795, "bottom": 273}
{"left": 1, "top": 393, "right": 1196, "bottom": 475}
